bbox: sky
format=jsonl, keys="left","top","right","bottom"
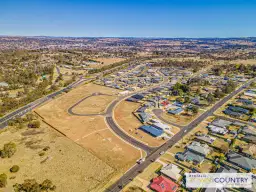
{"left": 0, "top": 0, "right": 256, "bottom": 38}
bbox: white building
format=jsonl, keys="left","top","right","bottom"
{"left": 160, "top": 164, "right": 182, "bottom": 181}
{"left": 208, "top": 125, "right": 228, "bottom": 135}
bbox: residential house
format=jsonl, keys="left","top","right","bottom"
{"left": 160, "top": 164, "right": 182, "bottom": 181}
{"left": 168, "top": 107, "right": 184, "bottom": 115}
{"left": 224, "top": 109, "right": 243, "bottom": 119}
{"left": 226, "top": 106, "right": 249, "bottom": 115}
{"left": 237, "top": 98, "right": 253, "bottom": 106}
{"left": 211, "top": 119, "right": 232, "bottom": 128}
{"left": 136, "top": 106, "right": 147, "bottom": 113}
{"left": 150, "top": 176, "right": 178, "bottom": 192}
{"left": 176, "top": 151, "right": 205, "bottom": 165}
{"left": 186, "top": 141, "right": 211, "bottom": 156}
{"left": 245, "top": 90, "right": 256, "bottom": 98}
{"left": 196, "top": 135, "right": 216, "bottom": 144}
{"left": 207, "top": 125, "right": 228, "bottom": 135}
{"left": 138, "top": 112, "right": 150, "bottom": 123}
{"left": 152, "top": 121, "right": 173, "bottom": 135}
{"left": 204, "top": 165, "right": 238, "bottom": 192}
{"left": 241, "top": 126, "right": 256, "bottom": 136}
{"left": 175, "top": 142, "right": 211, "bottom": 165}
{"left": 0, "top": 82, "right": 8, "bottom": 87}
{"left": 139, "top": 125, "right": 163, "bottom": 137}
{"left": 227, "top": 151, "right": 256, "bottom": 171}
{"left": 242, "top": 135, "right": 256, "bottom": 144}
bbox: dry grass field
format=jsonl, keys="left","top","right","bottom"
{"left": 32, "top": 83, "right": 140, "bottom": 191}
{"left": 0, "top": 123, "right": 115, "bottom": 192}
{"left": 58, "top": 67, "right": 86, "bottom": 76}
{"left": 114, "top": 101, "right": 165, "bottom": 147}
{"left": 161, "top": 110, "right": 204, "bottom": 126}
{"left": 72, "top": 95, "right": 116, "bottom": 114}
{"left": 93, "top": 57, "right": 126, "bottom": 65}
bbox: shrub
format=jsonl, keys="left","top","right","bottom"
{"left": 40, "top": 179, "right": 56, "bottom": 191}
{"left": 0, "top": 142, "right": 17, "bottom": 158}
{"left": 43, "top": 146, "right": 50, "bottom": 151}
{"left": 38, "top": 151, "right": 45, "bottom": 156}
{"left": 10, "top": 165, "right": 20, "bottom": 173}
{"left": 13, "top": 179, "right": 40, "bottom": 192}
{"left": 28, "top": 120, "right": 40, "bottom": 128}
{"left": 0, "top": 173, "right": 7, "bottom": 188}
{"left": 13, "top": 179, "right": 56, "bottom": 192}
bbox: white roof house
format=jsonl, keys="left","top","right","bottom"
{"left": 152, "top": 121, "right": 173, "bottom": 135}
{"left": 208, "top": 125, "right": 228, "bottom": 135}
{"left": 245, "top": 90, "right": 256, "bottom": 98}
{"left": 119, "top": 90, "right": 130, "bottom": 96}
{"left": 160, "top": 164, "right": 182, "bottom": 181}
{"left": 187, "top": 141, "right": 211, "bottom": 156}
{"left": 0, "top": 82, "right": 9, "bottom": 87}
{"left": 196, "top": 135, "right": 216, "bottom": 144}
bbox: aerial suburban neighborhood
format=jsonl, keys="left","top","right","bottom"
{"left": 1, "top": 1, "right": 256, "bottom": 192}
{"left": 0, "top": 36, "right": 256, "bottom": 192}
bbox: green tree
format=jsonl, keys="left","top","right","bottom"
{"left": 184, "top": 96, "right": 190, "bottom": 104}
{"left": 13, "top": 179, "right": 56, "bottom": 192}
{"left": 214, "top": 88, "right": 225, "bottom": 98}
{"left": 207, "top": 93, "right": 215, "bottom": 104}
{"left": 10, "top": 165, "right": 20, "bottom": 173}
{"left": 0, "top": 142, "right": 17, "bottom": 158}
{"left": 191, "top": 105, "right": 199, "bottom": 115}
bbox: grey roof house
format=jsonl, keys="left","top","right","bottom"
{"left": 227, "top": 151, "right": 256, "bottom": 171}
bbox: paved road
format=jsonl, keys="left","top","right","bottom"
{"left": 106, "top": 116, "right": 155, "bottom": 155}
{"left": 0, "top": 77, "right": 87, "bottom": 129}
{"left": 106, "top": 79, "right": 254, "bottom": 192}
{"left": 67, "top": 92, "right": 112, "bottom": 116}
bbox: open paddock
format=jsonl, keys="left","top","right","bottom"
{"left": 72, "top": 94, "right": 116, "bottom": 115}
{"left": 0, "top": 123, "right": 115, "bottom": 192}
{"left": 92, "top": 57, "right": 126, "bottom": 66}
{"left": 33, "top": 83, "right": 140, "bottom": 191}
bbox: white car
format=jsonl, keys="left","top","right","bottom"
{"left": 137, "top": 158, "right": 145, "bottom": 164}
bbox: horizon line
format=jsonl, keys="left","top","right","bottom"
{"left": 0, "top": 35, "right": 256, "bottom": 39}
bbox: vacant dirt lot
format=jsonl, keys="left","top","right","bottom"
{"left": 72, "top": 94, "right": 116, "bottom": 114}
{"left": 34, "top": 83, "right": 140, "bottom": 191}
{"left": 114, "top": 101, "right": 165, "bottom": 147}
{"left": 0, "top": 123, "right": 115, "bottom": 192}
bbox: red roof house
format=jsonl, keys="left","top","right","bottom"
{"left": 150, "top": 176, "right": 178, "bottom": 192}
{"left": 161, "top": 100, "right": 169, "bottom": 107}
